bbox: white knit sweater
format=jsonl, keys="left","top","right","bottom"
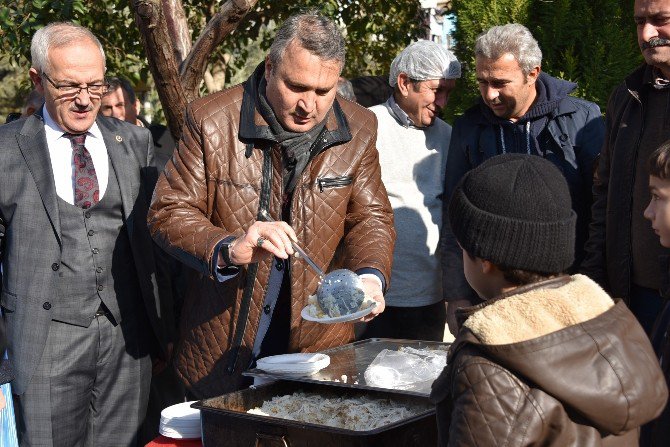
{"left": 370, "top": 98, "right": 452, "bottom": 307}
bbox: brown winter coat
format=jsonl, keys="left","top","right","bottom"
{"left": 431, "top": 275, "right": 668, "bottom": 446}
{"left": 148, "top": 67, "right": 395, "bottom": 398}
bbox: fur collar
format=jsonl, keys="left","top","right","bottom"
{"left": 463, "top": 274, "right": 614, "bottom": 345}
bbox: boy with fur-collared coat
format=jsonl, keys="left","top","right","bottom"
{"left": 430, "top": 153, "right": 667, "bottom": 446}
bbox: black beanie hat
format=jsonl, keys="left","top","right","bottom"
{"left": 448, "top": 153, "right": 577, "bottom": 273}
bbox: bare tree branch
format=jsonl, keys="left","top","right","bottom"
{"left": 162, "top": 0, "right": 192, "bottom": 65}
{"left": 134, "top": 0, "right": 188, "bottom": 140}
{"left": 180, "top": 0, "right": 258, "bottom": 102}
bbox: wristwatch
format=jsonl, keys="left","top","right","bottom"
{"left": 220, "top": 235, "right": 238, "bottom": 267}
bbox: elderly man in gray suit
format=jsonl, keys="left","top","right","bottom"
{"left": 0, "top": 22, "right": 167, "bottom": 446}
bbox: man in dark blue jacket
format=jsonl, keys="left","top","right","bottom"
{"left": 441, "top": 24, "right": 605, "bottom": 334}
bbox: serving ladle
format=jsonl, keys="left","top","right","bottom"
{"left": 259, "top": 210, "right": 365, "bottom": 317}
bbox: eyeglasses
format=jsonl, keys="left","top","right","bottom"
{"left": 41, "top": 72, "right": 108, "bottom": 98}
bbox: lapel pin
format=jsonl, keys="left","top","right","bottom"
{"left": 115, "top": 135, "right": 123, "bottom": 142}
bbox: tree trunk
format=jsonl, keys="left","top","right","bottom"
{"left": 162, "top": 0, "right": 192, "bottom": 65}
{"left": 133, "top": 0, "right": 258, "bottom": 141}
{"left": 134, "top": 0, "right": 188, "bottom": 140}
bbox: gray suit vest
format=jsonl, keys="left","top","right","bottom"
{"left": 52, "top": 162, "right": 141, "bottom": 327}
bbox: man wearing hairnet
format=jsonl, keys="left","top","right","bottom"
{"left": 360, "top": 40, "right": 460, "bottom": 341}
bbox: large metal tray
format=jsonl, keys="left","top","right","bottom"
{"left": 193, "top": 380, "right": 436, "bottom": 446}
{"left": 244, "top": 338, "right": 450, "bottom": 397}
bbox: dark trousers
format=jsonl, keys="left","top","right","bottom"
{"left": 358, "top": 300, "right": 447, "bottom": 342}
{"left": 630, "top": 285, "right": 667, "bottom": 447}
{"left": 14, "top": 314, "right": 151, "bottom": 447}
{"left": 629, "top": 284, "right": 665, "bottom": 335}
{"left": 138, "top": 364, "right": 186, "bottom": 445}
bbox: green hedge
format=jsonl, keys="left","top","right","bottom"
{"left": 445, "top": 0, "right": 642, "bottom": 121}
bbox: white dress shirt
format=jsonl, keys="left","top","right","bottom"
{"left": 43, "top": 105, "right": 109, "bottom": 204}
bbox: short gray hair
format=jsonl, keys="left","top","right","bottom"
{"left": 475, "top": 24, "right": 542, "bottom": 75}
{"left": 268, "top": 11, "right": 345, "bottom": 71}
{"left": 31, "top": 22, "right": 106, "bottom": 74}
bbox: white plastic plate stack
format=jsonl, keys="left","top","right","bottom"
{"left": 255, "top": 353, "right": 330, "bottom": 375}
{"left": 159, "top": 401, "right": 201, "bottom": 439}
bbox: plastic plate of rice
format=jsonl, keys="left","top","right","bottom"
{"left": 301, "top": 294, "right": 377, "bottom": 324}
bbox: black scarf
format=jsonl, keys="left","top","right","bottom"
{"left": 257, "top": 77, "right": 328, "bottom": 193}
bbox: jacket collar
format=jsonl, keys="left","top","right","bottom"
{"left": 455, "top": 275, "right": 571, "bottom": 327}
{"left": 475, "top": 73, "right": 580, "bottom": 126}
{"left": 459, "top": 275, "right": 615, "bottom": 346}
{"left": 17, "top": 111, "right": 63, "bottom": 245}
{"left": 624, "top": 63, "right": 656, "bottom": 98}
{"left": 384, "top": 95, "right": 416, "bottom": 128}
{"left": 16, "top": 111, "right": 138, "bottom": 242}
{"left": 95, "top": 116, "right": 138, "bottom": 231}
{"left": 238, "top": 63, "right": 352, "bottom": 151}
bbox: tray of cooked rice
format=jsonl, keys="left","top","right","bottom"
{"left": 192, "top": 380, "right": 437, "bottom": 446}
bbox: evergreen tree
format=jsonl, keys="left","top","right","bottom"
{"left": 447, "top": 0, "right": 641, "bottom": 120}
{"left": 0, "top": 0, "right": 424, "bottom": 121}
{"left": 528, "top": 0, "right": 640, "bottom": 108}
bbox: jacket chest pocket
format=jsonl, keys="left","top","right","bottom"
{"left": 316, "top": 176, "right": 353, "bottom": 192}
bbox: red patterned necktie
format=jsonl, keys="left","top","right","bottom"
{"left": 64, "top": 133, "right": 99, "bottom": 209}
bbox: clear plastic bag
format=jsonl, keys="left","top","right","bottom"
{"left": 363, "top": 347, "right": 448, "bottom": 390}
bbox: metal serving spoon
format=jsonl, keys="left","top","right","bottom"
{"left": 258, "top": 210, "right": 365, "bottom": 317}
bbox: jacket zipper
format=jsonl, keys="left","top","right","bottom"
{"left": 227, "top": 145, "right": 273, "bottom": 374}
{"left": 317, "top": 176, "right": 353, "bottom": 192}
{"left": 623, "top": 87, "right": 644, "bottom": 301}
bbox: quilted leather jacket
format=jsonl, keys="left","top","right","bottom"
{"left": 431, "top": 275, "right": 668, "bottom": 446}
{"left": 148, "top": 66, "right": 395, "bottom": 398}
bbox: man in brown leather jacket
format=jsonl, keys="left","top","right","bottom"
{"left": 148, "top": 12, "right": 395, "bottom": 398}
{"left": 431, "top": 154, "right": 667, "bottom": 446}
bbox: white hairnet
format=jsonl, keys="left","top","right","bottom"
{"left": 389, "top": 40, "right": 461, "bottom": 87}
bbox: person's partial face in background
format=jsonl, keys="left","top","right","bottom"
{"left": 635, "top": 0, "right": 670, "bottom": 78}
{"left": 264, "top": 40, "right": 341, "bottom": 133}
{"left": 395, "top": 74, "right": 456, "bottom": 128}
{"left": 100, "top": 86, "right": 139, "bottom": 124}
{"left": 29, "top": 39, "right": 105, "bottom": 134}
{"left": 644, "top": 175, "right": 670, "bottom": 247}
{"left": 476, "top": 53, "right": 539, "bottom": 122}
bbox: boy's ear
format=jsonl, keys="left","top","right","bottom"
{"left": 481, "top": 259, "right": 496, "bottom": 274}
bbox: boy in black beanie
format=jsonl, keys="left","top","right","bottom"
{"left": 430, "top": 153, "right": 667, "bottom": 446}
